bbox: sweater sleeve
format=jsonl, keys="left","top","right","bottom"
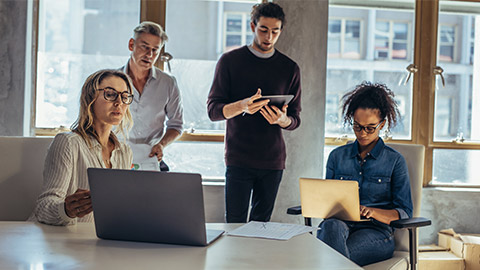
{"left": 33, "top": 133, "right": 76, "bottom": 226}
{"left": 207, "top": 54, "right": 230, "bottom": 121}
{"left": 283, "top": 64, "right": 302, "bottom": 131}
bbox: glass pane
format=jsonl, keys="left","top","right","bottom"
{"left": 346, "top": 20, "right": 360, "bottom": 38}
{"left": 165, "top": 0, "right": 261, "bottom": 178}
{"left": 328, "top": 39, "right": 341, "bottom": 57}
{"left": 432, "top": 149, "right": 480, "bottom": 185}
{"left": 226, "top": 35, "right": 241, "bottom": 47}
{"left": 164, "top": 142, "right": 225, "bottom": 178}
{"left": 373, "top": 71, "right": 412, "bottom": 139}
{"left": 35, "top": 0, "right": 140, "bottom": 128}
{"left": 166, "top": 0, "right": 261, "bottom": 133}
{"left": 226, "top": 13, "right": 242, "bottom": 32}
{"left": 393, "top": 23, "right": 408, "bottom": 40}
{"left": 329, "top": 19, "right": 341, "bottom": 34}
{"left": 325, "top": 69, "right": 367, "bottom": 137}
{"left": 344, "top": 39, "right": 360, "bottom": 59}
{"left": 435, "top": 4, "right": 480, "bottom": 143}
{"left": 326, "top": 3, "right": 415, "bottom": 140}
{"left": 392, "top": 42, "right": 407, "bottom": 59}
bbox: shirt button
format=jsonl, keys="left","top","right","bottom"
{"left": 367, "top": 153, "right": 370, "bottom": 156}
{"left": 363, "top": 160, "right": 366, "bottom": 162}
{"left": 378, "top": 179, "right": 382, "bottom": 182}
{"left": 359, "top": 172, "right": 362, "bottom": 175}
{"left": 340, "top": 177, "right": 344, "bottom": 180}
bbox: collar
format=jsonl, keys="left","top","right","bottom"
{"left": 88, "top": 134, "right": 120, "bottom": 152}
{"left": 123, "top": 59, "right": 157, "bottom": 82}
{"left": 247, "top": 44, "right": 275, "bottom": 59}
{"left": 349, "top": 137, "right": 385, "bottom": 159}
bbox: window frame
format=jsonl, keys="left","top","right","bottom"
{"left": 327, "top": 17, "right": 364, "bottom": 59}
{"left": 438, "top": 23, "right": 458, "bottom": 63}
{"left": 374, "top": 19, "right": 412, "bottom": 61}
{"left": 223, "top": 11, "right": 252, "bottom": 53}
{"left": 326, "top": 0, "right": 480, "bottom": 188}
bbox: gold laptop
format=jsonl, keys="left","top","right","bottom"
{"left": 299, "top": 178, "right": 365, "bottom": 222}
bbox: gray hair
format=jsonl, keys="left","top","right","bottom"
{"left": 133, "top": 21, "right": 168, "bottom": 46}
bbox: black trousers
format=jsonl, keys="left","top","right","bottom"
{"left": 225, "top": 166, "right": 283, "bottom": 223}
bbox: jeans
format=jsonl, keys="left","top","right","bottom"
{"left": 317, "top": 218, "right": 395, "bottom": 266}
{"left": 225, "top": 166, "right": 283, "bottom": 223}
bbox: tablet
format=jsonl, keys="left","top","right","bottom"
{"left": 257, "top": 95, "right": 294, "bottom": 108}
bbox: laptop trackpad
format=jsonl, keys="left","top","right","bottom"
{"left": 206, "top": 229, "right": 224, "bottom": 244}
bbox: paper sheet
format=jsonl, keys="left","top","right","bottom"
{"left": 129, "top": 143, "right": 160, "bottom": 171}
{"left": 227, "top": 221, "right": 314, "bottom": 240}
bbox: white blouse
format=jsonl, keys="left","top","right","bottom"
{"left": 30, "top": 132, "right": 132, "bottom": 226}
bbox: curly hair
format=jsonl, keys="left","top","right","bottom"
{"left": 341, "top": 81, "right": 400, "bottom": 131}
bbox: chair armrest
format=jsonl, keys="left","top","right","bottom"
{"left": 287, "top": 205, "right": 302, "bottom": 215}
{"left": 390, "top": 217, "right": 431, "bottom": 229}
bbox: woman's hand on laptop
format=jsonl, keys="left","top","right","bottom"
{"left": 360, "top": 205, "right": 400, "bottom": 225}
{"left": 65, "top": 189, "right": 93, "bottom": 218}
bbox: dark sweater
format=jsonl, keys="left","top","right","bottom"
{"left": 207, "top": 46, "right": 302, "bottom": 170}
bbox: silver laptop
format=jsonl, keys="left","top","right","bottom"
{"left": 87, "top": 168, "right": 224, "bottom": 246}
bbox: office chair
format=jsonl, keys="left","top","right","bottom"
{"left": 287, "top": 143, "right": 431, "bottom": 270}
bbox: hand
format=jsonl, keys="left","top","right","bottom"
{"left": 65, "top": 189, "right": 92, "bottom": 218}
{"left": 149, "top": 143, "right": 165, "bottom": 162}
{"left": 259, "top": 104, "right": 292, "bottom": 127}
{"left": 360, "top": 205, "right": 375, "bottom": 219}
{"left": 240, "top": 88, "right": 270, "bottom": 115}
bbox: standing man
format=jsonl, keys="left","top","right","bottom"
{"left": 207, "top": 3, "right": 301, "bottom": 223}
{"left": 121, "top": 21, "right": 183, "bottom": 170}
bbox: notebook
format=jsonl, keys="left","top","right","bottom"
{"left": 299, "top": 178, "right": 368, "bottom": 222}
{"left": 87, "top": 168, "right": 224, "bottom": 246}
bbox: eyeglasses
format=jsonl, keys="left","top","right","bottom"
{"left": 352, "top": 120, "right": 384, "bottom": 134}
{"left": 97, "top": 87, "right": 133, "bottom": 105}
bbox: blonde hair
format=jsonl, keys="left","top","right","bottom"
{"left": 71, "top": 69, "right": 134, "bottom": 147}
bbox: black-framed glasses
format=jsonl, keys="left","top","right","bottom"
{"left": 352, "top": 120, "right": 384, "bottom": 134}
{"left": 97, "top": 87, "right": 133, "bottom": 105}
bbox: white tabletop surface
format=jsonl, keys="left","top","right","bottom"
{"left": 0, "top": 222, "right": 362, "bottom": 270}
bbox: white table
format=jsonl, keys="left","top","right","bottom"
{"left": 0, "top": 222, "right": 362, "bottom": 270}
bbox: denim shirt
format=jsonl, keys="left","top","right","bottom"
{"left": 326, "top": 138, "right": 413, "bottom": 220}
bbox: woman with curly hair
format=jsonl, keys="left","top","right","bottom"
{"left": 317, "top": 82, "right": 413, "bottom": 266}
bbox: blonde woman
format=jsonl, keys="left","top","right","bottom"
{"left": 31, "top": 69, "right": 134, "bottom": 226}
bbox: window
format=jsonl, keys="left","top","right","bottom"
{"left": 327, "top": 0, "right": 480, "bottom": 187}
{"left": 438, "top": 24, "right": 456, "bottom": 62}
{"left": 328, "top": 18, "right": 362, "bottom": 59}
{"left": 430, "top": 3, "right": 480, "bottom": 185}
{"left": 326, "top": 4, "right": 414, "bottom": 143}
{"left": 163, "top": 0, "right": 261, "bottom": 177}
{"left": 33, "top": 0, "right": 262, "bottom": 179}
{"left": 35, "top": 0, "right": 140, "bottom": 129}
{"left": 224, "top": 12, "right": 253, "bottom": 53}
{"left": 375, "top": 21, "right": 410, "bottom": 60}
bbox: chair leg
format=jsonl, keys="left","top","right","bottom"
{"left": 305, "top": 217, "right": 312, "bottom": 226}
{"left": 408, "top": 227, "right": 418, "bottom": 270}
{"left": 305, "top": 217, "right": 312, "bottom": 234}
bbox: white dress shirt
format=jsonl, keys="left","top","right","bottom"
{"left": 121, "top": 61, "right": 184, "bottom": 148}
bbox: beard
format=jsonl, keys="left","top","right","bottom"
{"left": 253, "top": 38, "right": 272, "bottom": 52}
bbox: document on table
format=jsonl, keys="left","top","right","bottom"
{"left": 227, "top": 221, "right": 314, "bottom": 240}
{"left": 129, "top": 143, "right": 160, "bottom": 171}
